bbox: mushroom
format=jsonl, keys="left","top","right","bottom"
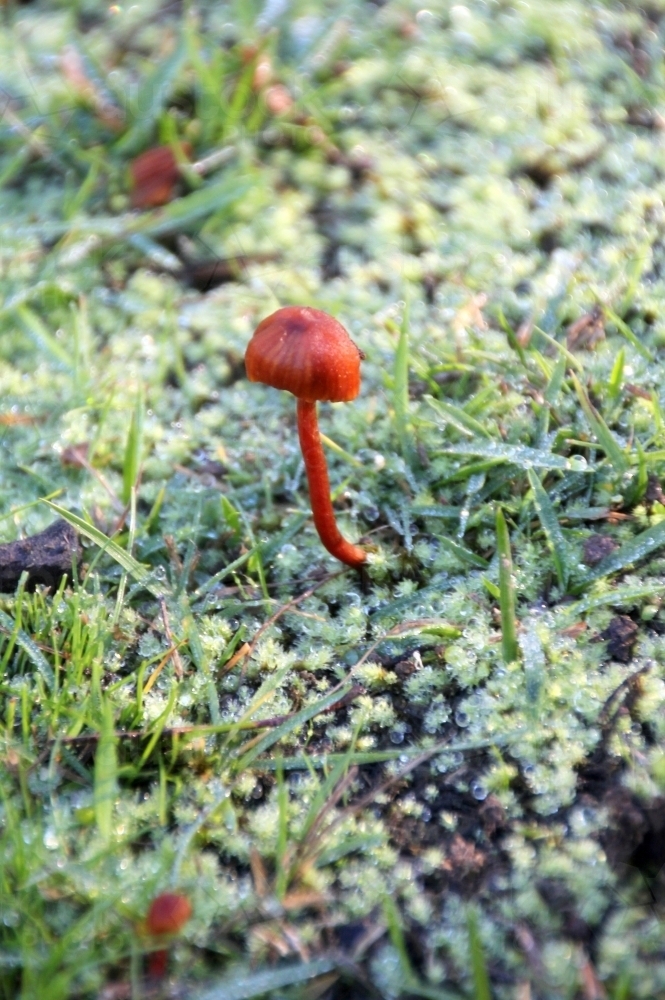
{"left": 130, "top": 144, "right": 192, "bottom": 209}
{"left": 145, "top": 891, "right": 192, "bottom": 979}
{"left": 245, "top": 306, "right": 366, "bottom": 568}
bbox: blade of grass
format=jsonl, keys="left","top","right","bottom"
{"left": 562, "top": 580, "right": 665, "bottom": 617}
{"left": 135, "top": 683, "right": 178, "bottom": 769}
{"left": 527, "top": 468, "right": 569, "bottom": 591}
{"left": 43, "top": 502, "right": 161, "bottom": 595}
{"left": 138, "top": 173, "right": 255, "bottom": 238}
{"left": 192, "top": 958, "right": 340, "bottom": 1000}
{"left": 193, "top": 513, "right": 309, "bottom": 601}
{"left": 571, "top": 373, "right": 628, "bottom": 472}
{"left": 434, "top": 441, "right": 590, "bottom": 472}
{"left": 113, "top": 487, "right": 138, "bottom": 626}
{"left": 467, "top": 907, "right": 491, "bottom": 1000}
{"left": 115, "top": 36, "right": 187, "bottom": 154}
{"left": 122, "top": 389, "right": 144, "bottom": 506}
{"left": 532, "top": 326, "right": 583, "bottom": 372}
{"left": 607, "top": 347, "right": 625, "bottom": 403}
{"left": 603, "top": 305, "right": 654, "bottom": 362}
{"left": 543, "top": 350, "right": 567, "bottom": 406}
{"left": 387, "top": 307, "right": 412, "bottom": 460}
{"left": 0, "top": 608, "right": 55, "bottom": 688}
{"left": 235, "top": 728, "right": 529, "bottom": 770}
{"left": 94, "top": 700, "right": 117, "bottom": 843}
{"left": 219, "top": 666, "right": 290, "bottom": 756}
{"left": 496, "top": 307, "right": 528, "bottom": 369}
{"left": 437, "top": 534, "right": 488, "bottom": 570}
{"left": 425, "top": 396, "right": 492, "bottom": 439}
{"left": 496, "top": 508, "right": 519, "bottom": 664}
{"left": 232, "top": 681, "right": 353, "bottom": 773}
{"left": 622, "top": 441, "right": 648, "bottom": 508}
{"left": 13, "top": 305, "right": 73, "bottom": 369}
{"left": 220, "top": 495, "right": 242, "bottom": 540}
{"left": 382, "top": 894, "right": 463, "bottom": 1000}
{"left": 320, "top": 433, "right": 363, "bottom": 467}
{"left": 274, "top": 759, "right": 289, "bottom": 899}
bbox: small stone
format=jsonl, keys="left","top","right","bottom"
{"left": 583, "top": 534, "right": 618, "bottom": 567}
{"left": 600, "top": 615, "right": 639, "bottom": 663}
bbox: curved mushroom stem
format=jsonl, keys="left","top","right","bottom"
{"left": 296, "top": 399, "right": 366, "bottom": 568}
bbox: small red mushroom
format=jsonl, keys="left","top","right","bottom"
{"left": 130, "top": 144, "right": 192, "bottom": 209}
{"left": 145, "top": 891, "right": 192, "bottom": 979}
{"left": 245, "top": 305, "right": 366, "bottom": 568}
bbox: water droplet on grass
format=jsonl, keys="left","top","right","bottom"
{"left": 43, "top": 827, "right": 58, "bottom": 850}
{"left": 470, "top": 781, "right": 488, "bottom": 801}
{"left": 454, "top": 709, "right": 470, "bottom": 727}
{"left": 566, "top": 456, "right": 587, "bottom": 471}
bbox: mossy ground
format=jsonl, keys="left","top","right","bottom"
{"left": 2, "top": 0, "right": 665, "bottom": 997}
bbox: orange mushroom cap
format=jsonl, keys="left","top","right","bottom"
{"left": 245, "top": 306, "right": 363, "bottom": 403}
{"left": 146, "top": 892, "right": 192, "bottom": 936}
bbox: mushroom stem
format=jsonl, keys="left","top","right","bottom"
{"left": 297, "top": 399, "right": 366, "bottom": 568}
{"left": 148, "top": 949, "right": 168, "bottom": 979}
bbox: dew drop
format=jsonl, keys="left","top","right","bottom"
{"left": 43, "top": 827, "right": 59, "bottom": 850}
{"left": 566, "top": 456, "right": 587, "bottom": 472}
{"left": 470, "top": 781, "right": 488, "bottom": 801}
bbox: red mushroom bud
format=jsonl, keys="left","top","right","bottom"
{"left": 130, "top": 144, "right": 192, "bottom": 209}
{"left": 145, "top": 891, "right": 192, "bottom": 979}
{"left": 245, "top": 306, "right": 366, "bottom": 568}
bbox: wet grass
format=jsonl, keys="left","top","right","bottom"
{"left": 2, "top": 0, "right": 665, "bottom": 997}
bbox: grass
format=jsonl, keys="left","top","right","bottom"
{"left": 2, "top": 0, "right": 665, "bottom": 997}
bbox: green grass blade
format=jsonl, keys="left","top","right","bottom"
{"left": 193, "top": 513, "right": 309, "bottom": 601}
{"left": 563, "top": 580, "right": 665, "bottom": 617}
{"left": 608, "top": 347, "right": 625, "bottom": 402}
{"left": 221, "top": 58, "right": 256, "bottom": 139}
{"left": 543, "top": 350, "right": 566, "bottom": 406}
{"left": 571, "top": 373, "right": 628, "bottom": 472}
{"left": 382, "top": 894, "right": 463, "bottom": 1000}
{"left": 0, "top": 608, "right": 55, "bottom": 688}
{"left": 467, "top": 908, "right": 491, "bottom": 1000}
{"left": 623, "top": 440, "right": 648, "bottom": 508}
{"left": 13, "top": 305, "right": 73, "bottom": 368}
{"left": 496, "top": 508, "right": 518, "bottom": 664}
{"left": 233, "top": 682, "right": 353, "bottom": 773}
{"left": 94, "top": 701, "right": 117, "bottom": 843}
{"left": 496, "top": 307, "right": 528, "bottom": 369}
{"left": 43, "top": 502, "right": 160, "bottom": 594}
{"left": 138, "top": 174, "right": 255, "bottom": 238}
{"left": 137, "top": 683, "right": 178, "bottom": 768}
{"left": 435, "top": 441, "right": 590, "bottom": 472}
{"left": 603, "top": 304, "right": 654, "bottom": 362}
{"left": 437, "top": 534, "right": 488, "bottom": 569}
{"left": 258, "top": 730, "right": 528, "bottom": 770}
{"left": 532, "top": 326, "right": 583, "bottom": 372}
{"left": 425, "top": 396, "right": 492, "bottom": 439}
{"left": 192, "top": 958, "right": 339, "bottom": 1000}
{"left": 527, "top": 468, "right": 569, "bottom": 591}
{"left": 122, "top": 388, "right": 144, "bottom": 506}
{"left": 115, "top": 36, "right": 187, "bottom": 154}
{"left": 391, "top": 307, "right": 412, "bottom": 459}
{"left": 220, "top": 495, "right": 242, "bottom": 539}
